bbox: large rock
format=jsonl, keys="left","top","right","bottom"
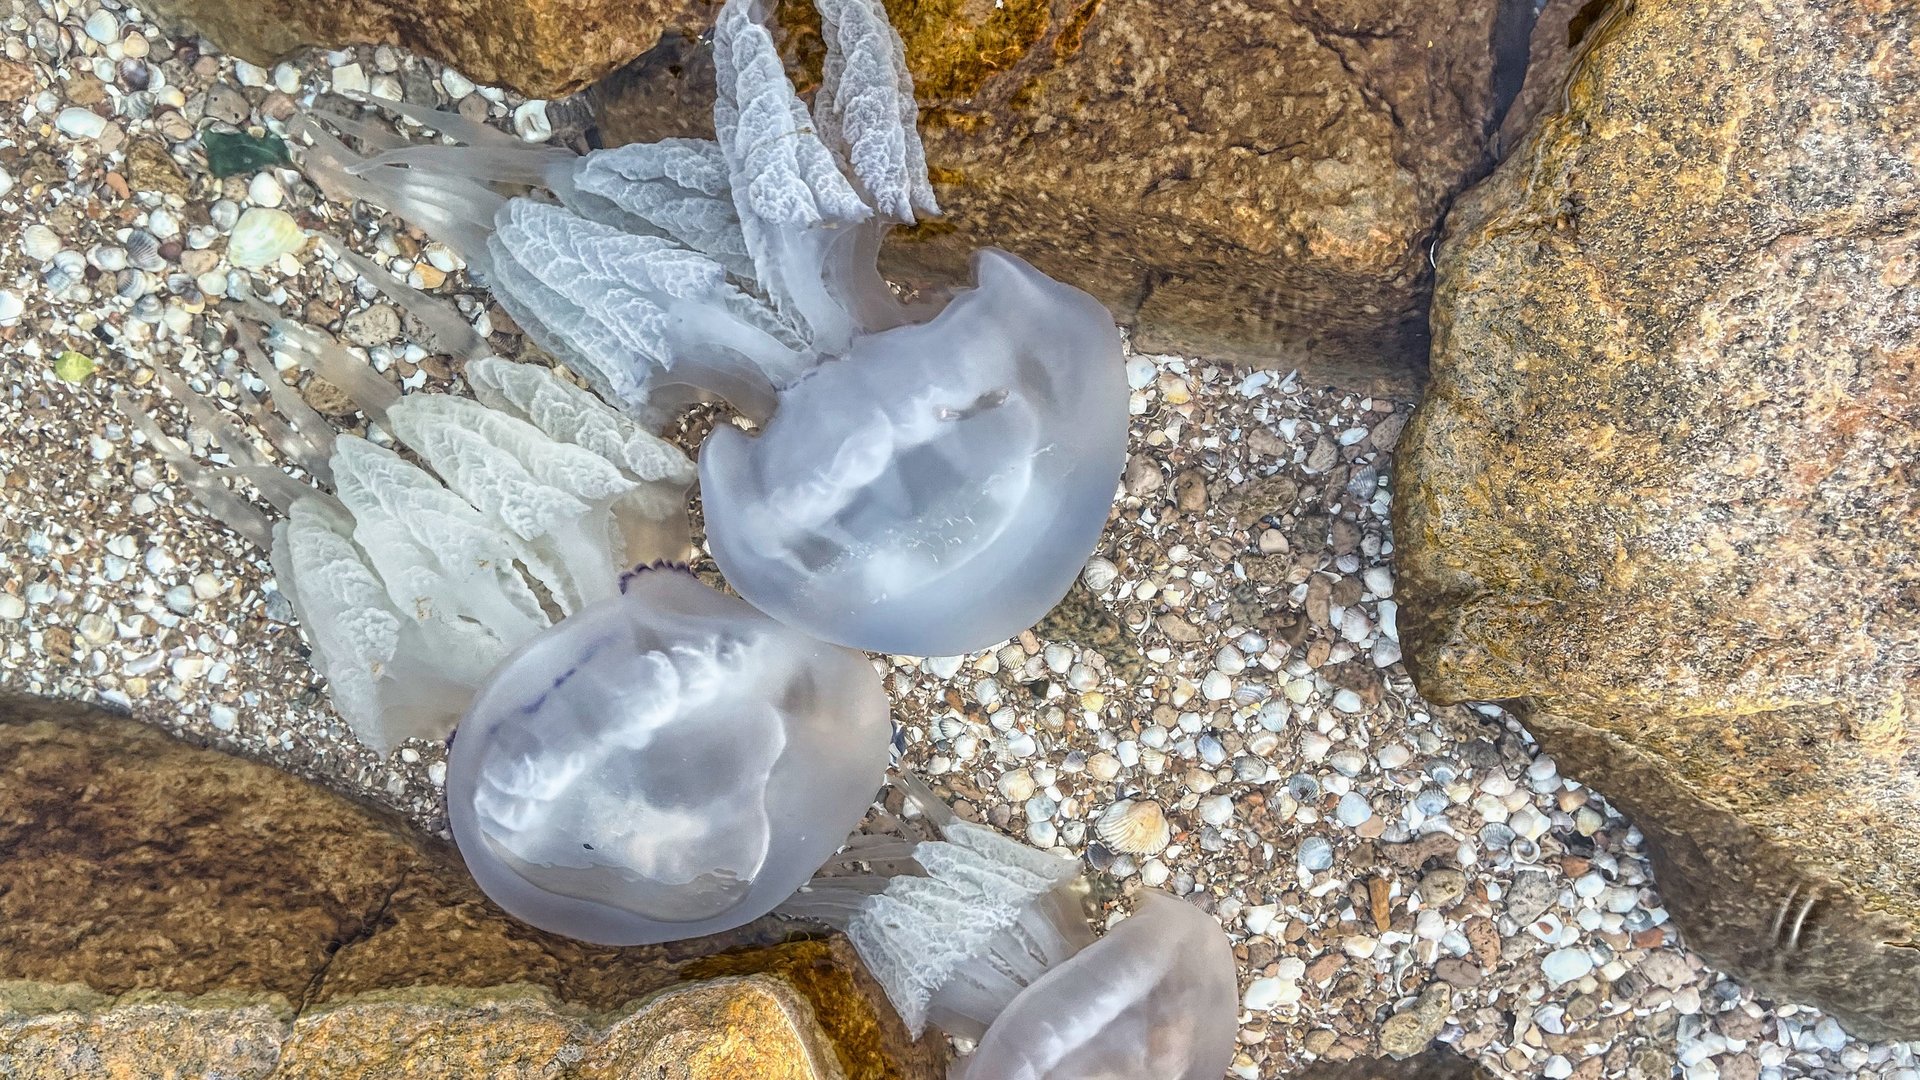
{"left": 597, "top": 0, "right": 1551, "bottom": 391}
{"left": 0, "top": 694, "right": 942, "bottom": 1079}
{"left": 1395, "top": 0, "right": 1920, "bottom": 1039}
{"left": 137, "top": 0, "right": 699, "bottom": 97}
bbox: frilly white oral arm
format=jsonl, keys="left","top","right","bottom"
{"left": 119, "top": 301, "right": 694, "bottom": 754}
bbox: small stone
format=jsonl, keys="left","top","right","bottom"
{"left": 56, "top": 107, "right": 108, "bottom": 139}
{"left": 1542, "top": 947, "right": 1595, "bottom": 986}
{"left": 1123, "top": 454, "right": 1163, "bottom": 496}
{"left": 342, "top": 303, "right": 402, "bottom": 346}
{"left": 1173, "top": 469, "right": 1208, "bottom": 511}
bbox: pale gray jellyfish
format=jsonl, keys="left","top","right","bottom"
{"left": 782, "top": 778, "right": 1239, "bottom": 1078}
{"left": 292, "top": 0, "right": 1129, "bottom": 656}
{"left": 119, "top": 307, "right": 892, "bottom": 944}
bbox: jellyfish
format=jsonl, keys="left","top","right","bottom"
{"left": 782, "top": 776, "right": 1240, "bottom": 1078}
{"left": 291, "top": 0, "right": 1130, "bottom": 657}
{"left": 119, "top": 308, "right": 892, "bottom": 944}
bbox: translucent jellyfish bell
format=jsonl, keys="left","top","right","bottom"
{"left": 448, "top": 568, "right": 892, "bottom": 943}
{"left": 700, "top": 249, "right": 1128, "bottom": 656}
{"left": 290, "top": 0, "right": 1129, "bottom": 656}
{"left": 950, "top": 892, "right": 1240, "bottom": 1080}
{"left": 783, "top": 777, "right": 1239, "bottom": 1077}
{"left": 121, "top": 303, "right": 893, "bottom": 945}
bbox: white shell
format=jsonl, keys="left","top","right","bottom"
{"left": 22, "top": 224, "right": 61, "bottom": 263}
{"left": 227, "top": 207, "right": 305, "bottom": 269}
{"left": 1095, "top": 798, "right": 1172, "bottom": 855}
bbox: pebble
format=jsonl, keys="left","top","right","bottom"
{"left": 56, "top": 106, "right": 108, "bottom": 139}
{"left": 1542, "top": 947, "right": 1595, "bottom": 986}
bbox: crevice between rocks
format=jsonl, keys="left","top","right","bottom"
{"left": 1485, "top": 0, "right": 1543, "bottom": 139}
{"left": 290, "top": 876, "right": 408, "bottom": 1022}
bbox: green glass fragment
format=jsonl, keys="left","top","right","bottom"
{"left": 53, "top": 350, "right": 95, "bottom": 383}
{"left": 203, "top": 129, "right": 292, "bottom": 178}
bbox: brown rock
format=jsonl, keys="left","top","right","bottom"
{"left": 137, "top": 0, "right": 703, "bottom": 98}
{"left": 1491, "top": 0, "right": 1593, "bottom": 154}
{"left": 596, "top": 0, "right": 1565, "bottom": 392}
{"left": 1289, "top": 1047, "right": 1497, "bottom": 1080}
{"left": 0, "top": 694, "right": 941, "bottom": 1079}
{"left": 1376, "top": 983, "right": 1451, "bottom": 1060}
{"left": 1396, "top": 0, "right": 1920, "bottom": 1039}
{"left": 0, "top": 60, "right": 37, "bottom": 102}
{"left": 125, "top": 139, "right": 191, "bottom": 202}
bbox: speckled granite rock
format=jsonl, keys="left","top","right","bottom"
{"left": 1, "top": 979, "right": 847, "bottom": 1079}
{"left": 0, "top": 695, "right": 941, "bottom": 1079}
{"left": 1395, "top": 0, "right": 1920, "bottom": 1040}
{"left": 596, "top": 0, "right": 1545, "bottom": 391}
{"left": 137, "top": 0, "right": 700, "bottom": 97}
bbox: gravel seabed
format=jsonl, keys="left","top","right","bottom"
{"left": 2, "top": 3, "right": 1917, "bottom": 1077}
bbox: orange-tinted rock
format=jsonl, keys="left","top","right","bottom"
{"left": 0, "top": 694, "right": 942, "bottom": 1079}
{"left": 597, "top": 0, "right": 1547, "bottom": 392}
{"left": 137, "top": 0, "right": 705, "bottom": 98}
{"left": 1396, "top": 0, "right": 1920, "bottom": 1038}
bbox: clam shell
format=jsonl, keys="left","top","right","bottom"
{"left": 89, "top": 243, "right": 128, "bottom": 272}
{"left": 115, "top": 268, "right": 152, "bottom": 299}
{"left": 22, "top": 223, "right": 62, "bottom": 262}
{"left": 208, "top": 199, "right": 240, "bottom": 231}
{"left": 1095, "top": 797, "right": 1171, "bottom": 856}
{"left": 124, "top": 229, "right": 165, "bottom": 271}
{"left": 227, "top": 207, "right": 305, "bottom": 269}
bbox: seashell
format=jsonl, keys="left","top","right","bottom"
{"left": 124, "top": 230, "right": 165, "bottom": 271}
{"left": 1095, "top": 798, "right": 1171, "bottom": 856}
{"left": 89, "top": 244, "right": 128, "bottom": 272}
{"left": 0, "top": 290, "right": 23, "bottom": 325}
{"left": 146, "top": 207, "right": 180, "bottom": 240}
{"left": 42, "top": 266, "right": 78, "bottom": 294}
{"left": 132, "top": 294, "right": 164, "bottom": 321}
{"left": 118, "top": 88, "right": 153, "bottom": 118}
{"left": 116, "top": 268, "right": 153, "bottom": 300}
{"left": 208, "top": 199, "right": 240, "bottom": 231}
{"left": 186, "top": 224, "right": 221, "bottom": 250}
{"left": 227, "top": 208, "right": 306, "bottom": 269}
{"left": 161, "top": 300, "right": 194, "bottom": 335}
{"left": 22, "top": 224, "right": 62, "bottom": 262}
{"left": 52, "top": 249, "right": 86, "bottom": 277}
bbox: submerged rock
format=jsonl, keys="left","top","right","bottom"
{"left": 598, "top": 0, "right": 1551, "bottom": 391}
{"left": 1396, "top": 0, "right": 1920, "bottom": 1039}
{"left": 137, "top": 0, "right": 701, "bottom": 97}
{"left": 0, "top": 694, "right": 942, "bottom": 1079}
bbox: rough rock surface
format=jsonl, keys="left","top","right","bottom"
{"left": 1395, "top": 0, "right": 1920, "bottom": 1040}
{"left": 596, "top": 0, "right": 1545, "bottom": 391}
{"left": 137, "top": 0, "right": 699, "bottom": 97}
{"left": 0, "top": 694, "right": 941, "bottom": 1079}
